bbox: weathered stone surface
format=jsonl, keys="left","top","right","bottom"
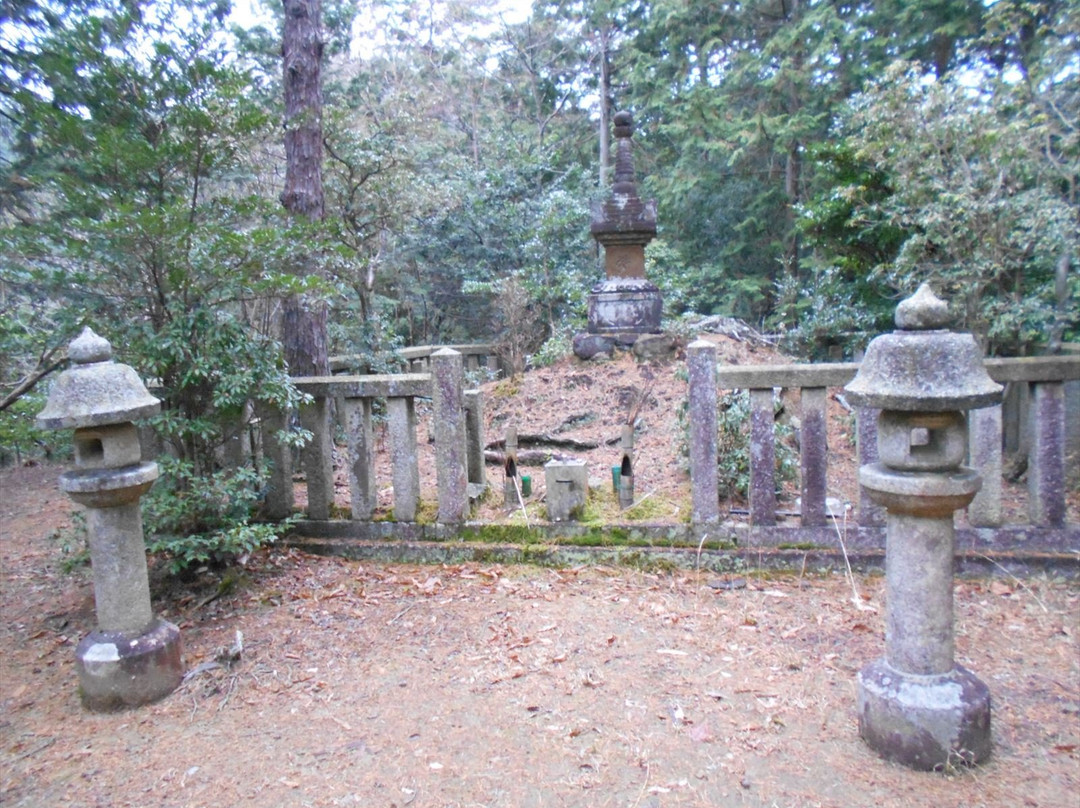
{"left": 37, "top": 327, "right": 160, "bottom": 430}
{"left": 72, "top": 423, "right": 142, "bottom": 469}
{"left": 895, "top": 282, "right": 951, "bottom": 330}
{"left": 618, "top": 425, "right": 634, "bottom": 509}
{"left": 82, "top": 500, "right": 156, "bottom": 634}
{"left": 857, "top": 660, "right": 992, "bottom": 770}
{"left": 845, "top": 330, "right": 1002, "bottom": 412}
{"left": 687, "top": 340, "right": 719, "bottom": 526}
{"left": 968, "top": 405, "right": 1003, "bottom": 527}
{"left": 259, "top": 404, "right": 294, "bottom": 520}
{"left": 631, "top": 332, "right": 676, "bottom": 361}
{"left": 76, "top": 619, "right": 183, "bottom": 712}
{"left": 38, "top": 328, "right": 182, "bottom": 712}
{"left": 572, "top": 333, "right": 615, "bottom": 360}
{"left": 1029, "top": 381, "right": 1065, "bottom": 527}
{"left": 464, "top": 389, "right": 487, "bottom": 488}
{"left": 590, "top": 111, "right": 657, "bottom": 242}
{"left": 749, "top": 388, "right": 777, "bottom": 526}
{"left": 294, "top": 373, "right": 431, "bottom": 400}
{"left": 545, "top": 460, "right": 588, "bottom": 521}
{"left": 60, "top": 461, "right": 158, "bottom": 508}
{"left": 586, "top": 111, "right": 663, "bottom": 337}
{"left": 877, "top": 410, "right": 966, "bottom": 472}
{"left": 432, "top": 349, "right": 468, "bottom": 524}
{"left": 388, "top": 396, "right": 420, "bottom": 521}
{"left": 299, "top": 395, "right": 333, "bottom": 520}
{"left": 345, "top": 398, "right": 376, "bottom": 520}
{"left": 587, "top": 277, "right": 663, "bottom": 335}
{"left": 845, "top": 285, "right": 994, "bottom": 769}
{"left": 856, "top": 407, "right": 885, "bottom": 527}
{"left": 799, "top": 387, "right": 828, "bottom": 527}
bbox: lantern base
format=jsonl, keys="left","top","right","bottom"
{"left": 76, "top": 618, "right": 183, "bottom": 712}
{"left": 857, "top": 659, "right": 991, "bottom": 770}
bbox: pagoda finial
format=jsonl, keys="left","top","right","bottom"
{"left": 612, "top": 111, "right": 637, "bottom": 194}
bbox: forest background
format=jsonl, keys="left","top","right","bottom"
{"left": 1, "top": 0, "right": 1077, "bottom": 566}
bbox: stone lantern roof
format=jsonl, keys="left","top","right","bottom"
{"left": 844, "top": 284, "right": 1002, "bottom": 412}
{"left": 37, "top": 327, "right": 160, "bottom": 431}
{"left": 590, "top": 111, "right": 657, "bottom": 246}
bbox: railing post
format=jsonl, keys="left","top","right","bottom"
{"left": 464, "top": 389, "right": 487, "bottom": 488}
{"left": 344, "top": 397, "right": 376, "bottom": 520}
{"left": 856, "top": 407, "right": 885, "bottom": 527}
{"left": 387, "top": 396, "right": 420, "bottom": 521}
{"left": 1029, "top": 381, "right": 1065, "bottom": 527}
{"left": 432, "top": 348, "right": 468, "bottom": 523}
{"left": 968, "top": 404, "right": 1003, "bottom": 527}
{"left": 299, "top": 393, "right": 334, "bottom": 520}
{"left": 261, "top": 403, "right": 294, "bottom": 520}
{"left": 687, "top": 341, "right": 719, "bottom": 525}
{"left": 800, "top": 387, "right": 828, "bottom": 527}
{"left": 749, "top": 387, "right": 777, "bottom": 526}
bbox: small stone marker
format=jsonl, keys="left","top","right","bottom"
{"left": 37, "top": 327, "right": 183, "bottom": 711}
{"left": 545, "top": 460, "right": 588, "bottom": 521}
{"left": 844, "top": 284, "right": 1002, "bottom": 770}
{"left": 617, "top": 425, "right": 634, "bottom": 509}
{"left": 504, "top": 427, "right": 519, "bottom": 506}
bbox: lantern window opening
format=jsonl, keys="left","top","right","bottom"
{"left": 76, "top": 437, "right": 105, "bottom": 465}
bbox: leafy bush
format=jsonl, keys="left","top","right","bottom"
{"left": 679, "top": 389, "right": 798, "bottom": 501}
{"left": 0, "top": 390, "right": 71, "bottom": 467}
{"left": 531, "top": 326, "right": 575, "bottom": 369}
{"left": 142, "top": 458, "right": 296, "bottom": 574}
{"left": 715, "top": 391, "right": 798, "bottom": 500}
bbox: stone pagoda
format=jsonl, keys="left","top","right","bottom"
{"left": 574, "top": 111, "right": 664, "bottom": 360}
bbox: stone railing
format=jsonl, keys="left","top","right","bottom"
{"left": 686, "top": 341, "right": 1080, "bottom": 553}
{"left": 262, "top": 349, "right": 486, "bottom": 524}
{"left": 328, "top": 344, "right": 503, "bottom": 378}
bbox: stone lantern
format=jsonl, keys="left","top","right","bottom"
{"left": 37, "top": 327, "right": 183, "bottom": 711}
{"left": 844, "top": 284, "right": 1002, "bottom": 769}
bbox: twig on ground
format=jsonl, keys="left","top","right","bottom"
{"left": 513, "top": 474, "right": 531, "bottom": 528}
{"left": 10, "top": 738, "right": 55, "bottom": 762}
{"left": 630, "top": 761, "right": 651, "bottom": 808}
{"left": 831, "top": 501, "right": 874, "bottom": 612}
{"left": 387, "top": 604, "right": 416, "bottom": 626}
{"left": 976, "top": 554, "right": 1049, "bottom": 613}
{"left": 695, "top": 534, "right": 709, "bottom": 571}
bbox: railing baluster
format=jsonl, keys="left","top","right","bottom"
{"left": 800, "top": 386, "right": 827, "bottom": 527}
{"left": 344, "top": 397, "right": 376, "bottom": 520}
{"left": 464, "top": 389, "right": 486, "bottom": 488}
{"left": 261, "top": 404, "right": 294, "bottom": 520}
{"left": 968, "top": 404, "right": 1002, "bottom": 527}
{"left": 856, "top": 406, "right": 885, "bottom": 527}
{"left": 749, "top": 387, "right": 777, "bottom": 526}
{"left": 1029, "top": 381, "right": 1065, "bottom": 527}
{"left": 299, "top": 394, "right": 333, "bottom": 520}
{"left": 388, "top": 396, "right": 420, "bottom": 521}
{"left": 688, "top": 341, "right": 719, "bottom": 526}
{"left": 433, "top": 349, "right": 468, "bottom": 524}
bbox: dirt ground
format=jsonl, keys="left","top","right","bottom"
{"left": 2, "top": 461, "right": 1078, "bottom": 808}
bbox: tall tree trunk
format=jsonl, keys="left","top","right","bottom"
{"left": 597, "top": 24, "right": 611, "bottom": 190}
{"left": 281, "top": 0, "right": 329, "bottom": 377}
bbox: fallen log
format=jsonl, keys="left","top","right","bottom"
{"left": 485, "top": 433, "right": 599, "bottom": 451}
{"left": 484, "top": 449, "right": 580, "bottom": 467}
